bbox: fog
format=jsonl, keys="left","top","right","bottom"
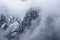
{"left": 0, "top": 0, "right": 60, "bottom": 18}
{"left": 0, "top": 0, "right": 60, "bottom": 40}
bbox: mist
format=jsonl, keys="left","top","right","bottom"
{"left": 0, "top": 0, "right": 60, "bottom": 40}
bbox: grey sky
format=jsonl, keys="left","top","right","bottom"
{"left": 0, "top": 0, "right": 60, "bottom": 20}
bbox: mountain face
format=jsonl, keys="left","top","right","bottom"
{"left": 0, "top": 6, "right": 60, "bottom": 40}
{"left": 0, "top": 7, "right": 40, "bottom": 40}
{"left": 0, "top": 0, "right": 60, "bottom": 40}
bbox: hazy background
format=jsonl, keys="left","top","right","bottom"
{"left": 0, "top": 0, "right": 60, "bottom": 40}
{"left": 0, "top": 0, "right": 60, "bottom": 19}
